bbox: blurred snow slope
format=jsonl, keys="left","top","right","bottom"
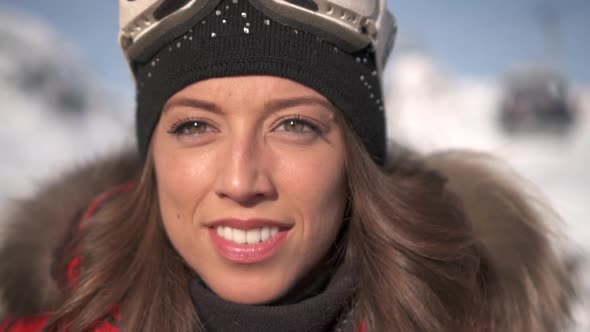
{"left": 0, "top": 10, "right": 133, "bottom": 201}
{"left": 386, "top": 52, "right": 589, "bottom": 248}
{"left": 0, "top": 10, "right": 587, "bottom": 330}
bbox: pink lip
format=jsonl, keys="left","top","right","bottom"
{"left": 208, "top": 221, "right": 291, "bottom": 264}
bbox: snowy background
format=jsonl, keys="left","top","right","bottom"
{"left": 384, "top": 53, "right": 590, "bottom": 330}
{"left": 0, "top": 1, "right": 588, "bottom": 330}
{"left": 0, "top": 10, "right": 133, "bottom": 200}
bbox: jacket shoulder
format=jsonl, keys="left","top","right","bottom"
{"left": 0, "top": 315, "right": 119, "bottom": 332}
{"left": 0, "top": 315, "right": 50, "bottom": 332}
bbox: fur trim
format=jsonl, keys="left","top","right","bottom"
{"left": 425, "top": 150, "right": 575, "bottom": 331}
{"left": 0, "top": 148, "right": 575, "bottom": 330}
{"left": 0, "top": 149, "right": 140, "bottom": 317}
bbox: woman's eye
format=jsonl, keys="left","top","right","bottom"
{"left": 278, "top": 118, "right": 320, "bottom": 134}
{"left": 169, "top": 120, "right": 212, "bottom": 136}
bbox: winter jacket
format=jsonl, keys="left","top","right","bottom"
{"left": 0, "top": 148, "right": 575, "bottom": 331}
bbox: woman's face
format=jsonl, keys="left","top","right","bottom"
{"left": 152, "top": 76, "right": 347, "bottom": 304}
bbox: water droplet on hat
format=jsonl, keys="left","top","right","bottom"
{"left": 211, "top": 32, "right": 217, "bottom": 37}
{"left": 242, "top": 12, "right": 247, "bottom": 18}
{"left": 215, "top": 10, "right": 222, "bottom": 16}
{"left": 264, "top": 19, "right": 270, "bottom": 26}
{"left": 232, "top": 0, "right": 238, "bottom": 3}
{"left": 243, "top": 27, "right": 250, "bottom": 34}
{"left": 176, "top": 42, "right": 181, "bottom": 48}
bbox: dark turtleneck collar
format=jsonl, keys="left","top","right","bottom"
{"left": 190, "top": 264, "right": 356, "bottom": 332}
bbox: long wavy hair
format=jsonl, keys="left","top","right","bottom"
{"left": 45, "top": 115, "right": 488, "bottom": 332}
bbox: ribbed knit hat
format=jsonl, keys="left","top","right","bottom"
{"left": 133, "top": 0, "right": 388, "bottom": 164}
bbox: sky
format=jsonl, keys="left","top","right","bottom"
{"left": 392, "top": 0, "right": 590, "bottom": 81}
{"left": 0, "top": 0, "right": 588, "bottom": 100}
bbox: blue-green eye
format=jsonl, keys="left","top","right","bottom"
{"left": 168, "top": 120, "right": 211, "bottom": 136}
{"left": 278, "top": 118, "right": 321, "bottom": 134}
{"left": 283, "top": 119, "right": 306, "bottom": 133}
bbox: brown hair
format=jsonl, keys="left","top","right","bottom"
{"left": 343, "top": 128, "right": 482, "bottom": 331}
{"left": 44, "top": 117, "right": 564, "bottom": 331}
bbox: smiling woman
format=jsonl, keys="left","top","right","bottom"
{"left": 0, "top": 0, "right": 576, "bottom": 332}
{"left": 154, "top": 76, "right": 348, "bottom": 305}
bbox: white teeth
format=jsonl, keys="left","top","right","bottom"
{"left": 246, "top": 229, "right": 261, "bottom": 244}
{"left": 224, "top": 226, "right": 232, "bottom": 239}
{"left": 215, "top": 225, "right": 281, "bottom": 244}
{"left": 233, "top": 229, "right": 247, "bottom": 244}
{"left": 260, "top": 226, "right": 270, "bottom": 241}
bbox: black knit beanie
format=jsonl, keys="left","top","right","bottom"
{"left": 133, "top": 0, "right": 387, "bottom": 164}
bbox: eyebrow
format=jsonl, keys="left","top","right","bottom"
{"left": 163, "top": 98, "right": 221, "bottom": 114}
{"left": 265, "top": 96, "right": 335, "bottom": 113}
{"left": 163, "top": 96, "right": 335, "bottom": 114}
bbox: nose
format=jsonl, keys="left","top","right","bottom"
{"left": 214, "top": 137, "right": 276, "bottom": 206}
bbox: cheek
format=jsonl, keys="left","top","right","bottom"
{"left": 157, "top": 156, "right": 205, "bottom": 210}
{"left": 275, "top": 148, "right": 348, "bottom": 244}
{"left": 152, "top": 137, "right": 217, "bottom": 249}
{"left": 154, "top": 137, "right": 216, "bottom": 211}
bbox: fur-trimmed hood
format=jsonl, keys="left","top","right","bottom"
{"left": 0, "top": 148, "right": 576, "bottom": 330}
{"left": 0, "top": 150, "right": 140, "bottom": 317}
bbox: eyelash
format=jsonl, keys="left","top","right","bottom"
{"left": 167, "top": 116, "right": 323, "bottom": 136}
{"left": 167, "top": 116, "right": 211, "bottom": 136}
{"left": 275, "top": 115, "right": 323, "bottom": 134}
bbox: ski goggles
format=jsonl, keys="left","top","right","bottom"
{"left": 119, "top": 0, "right": 396, "bottom": 69}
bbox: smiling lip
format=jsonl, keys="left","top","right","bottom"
{"left": 208, "top": 218, "right": 291, "bottom": 264}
